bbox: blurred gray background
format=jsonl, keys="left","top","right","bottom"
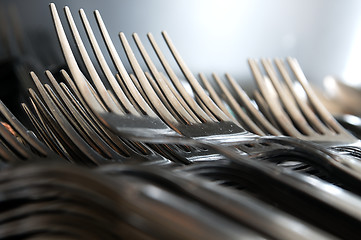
{"left": 1, "top": 0, "right": 361, "bottom": 91}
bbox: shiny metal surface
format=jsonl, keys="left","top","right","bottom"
{"left": 1, "top": 1, "right": 361, "bottom": 239}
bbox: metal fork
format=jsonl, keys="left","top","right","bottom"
{"left": 58, "top": 4, "right": 259, "bottom": 143}
{"left": 246, "top": 58, "right": 361, "bottom": 158}
{"left": 201, "top": 62, "right": 361, "bottom": 184}
{"left": 200, "top": 69, "right": 361, "bottom": 186}
{"left": 0, "top": 98, "right": 69, "bottom": 166}
{"left": 23, "top": 70, "right": 177, "bottom": 167}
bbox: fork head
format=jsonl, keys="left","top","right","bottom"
{"left": 0, "top": 98, "right": 69, "bottom": 166}
{"left": 48, "top": 3, "right": 261, "bottom": 148}
{"left": 246, "top": 57, "right": 357, "bottom": 144}
{"left": 24, "top": 69, "right": 181, "bottom": 167}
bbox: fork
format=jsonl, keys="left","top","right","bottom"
{"left": 217, "top": 58, "right": 361, "bottom": 169}
{"left": 246, "top": 58, "right": 361, "bottom": 158}
{"left": 23, "top": 69, "right": 179, "bottom": 167}
{"left": 0, "top": 98, "right": 69, "bottom": 166}
{"left": 60, "top": 4, "right": 258, "bottom": 142}
{"left": 202, "top": 60, "right": 361, "bottom": 180}
{"left": 29, "top": 65, "right": 351, "bottom": 183}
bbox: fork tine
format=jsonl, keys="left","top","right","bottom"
{"left": 0, "top": 118, "right": 31, "bottom": 160}
{"left": 132, "top": 33, "right": 198, "bottom": 124}
{"left": 61, "top": 69, "right": 113, "bottom": 130}
{"left": 194, "top": 74, "right": 227, "bottom": 122}
{"left": 253, "top": 90, "right": 281, "bottom": 131}
{"left": 211, "top": 73, "right": 265, "bottom": 135}
{"left": 0, "top": 138, "right": 22, "bottom": 163}
{"left": 0, "top": 99, "right": 50, "bottom": 156}
{"left": 160, "top": 31, "right": 230, "bottom": 122}
{"left": 51, "top": 4, "right": 166, "bottom": 145}
{"left": 147, "top": 33, "right": 212, "bottom": 123}
{"left": 57, "top": 71, "right": 186, "bottom": 163}
{"left": 286, "top": 57, "right": 350, "bottom": 136}
{"left": 62, "top": 84, "right": 131, "bottom": 156}
{"left": 274, "top": 58, "right": 332, "bottom": 135}
{"left": 49, "top": 83, "right": 163, "bottom": 164}
{"left": 82, "top": 74, "right": 108, "bottom": 111}
{"left": 64, "top": 6, "right": 123, "bottom": 115}
{"left": 50, "top": 3, "right": 107, "bottom": 120}
{"left": 59, "top": 69, "right": 179, "bottom": 163}
{"left": 144, "top": 71, "right": 193, "bottom": 124}
{"left": 198, "top": 73, "right": 234, "bottom": 120}
{"left": 107, "top": 89, "right": 125, "bottom": 112}
{"left": 129, "top": 73, "right": 148, "bottom": 103}
{"left": 22, "top": 101, "right": 71, "bottom": 159}
{"left": 142, "top": 72, "right": 175, "bottom": 115}
{"left": 93, "top": 10, "right": 157, "bottom": 118}
{"left": 225, "top": 73, "right": 282, "bottom": 136}
{"left": 78, "top": 9, "right": 140, "bottom": 116}
{"left": 119, "top": 32, "right": 179, "bottom": 125}
{"left": 261, "top": 58, "right": 317, "bottom": 136}
{"left": 27, "top": 91, "right": 77, "bottom": 161}
{"left": 127, "top": 73, "right": 153, "bottom": 109}
{"left": 60, "top": 70, "right": 148, "bottom": 155}
{"left": 248, "top": 58, "right": 303, "bottom": 138}
{"left": 114, "top": 73, "right": 145, "bottom": 114}
{"left": 194, "top": 94, "right": 218, "bottom": 122}
{"left": 45, "top": 70, "right": 130, "bottom": 160}
{"left": 28, "top": 88, "right": 102, "bottom": 165}
{"left": 30, "top": 71, "right": 107, "bottom": 165}
{"left": 158, "top": 72, "right": 201, "bottom": 123}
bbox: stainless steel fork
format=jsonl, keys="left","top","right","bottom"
{"left": 201, "top": 60, "right": 361, "bottom": 181}
{"left": 23, "top": 70, "right": 176, "bottom": 167}
{"left": 0, "top": 99, "right": 68, "bottom": 166}
{"left": 247, "top": 58, "right": 361, "bottom": 158}
{"left": 58, "top": 5, "right": 259, "bottom": 143}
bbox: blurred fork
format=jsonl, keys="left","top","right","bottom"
{"left": 0, "top": 99, "right": 68, "bottom": 166}
{"left": 23, "top": 70, "right": 176, "bottom": 167}
{"left": 199, "top": 70, "right": 361, "bottom": 188}
{"left": 247, "top": 58, "right": 361, "bottom": 158}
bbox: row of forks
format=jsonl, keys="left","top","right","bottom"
{"left": 0, "top": 2, "right": 361, "bottom": 239}
{"left": 46, "top": 3, "right": 361, "bottom": 187}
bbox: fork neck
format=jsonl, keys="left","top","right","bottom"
{"left": 174, "top": 121, "right": 258, "bottom": 144}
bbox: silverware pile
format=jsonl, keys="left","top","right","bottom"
{"left": 0, "top": 3, "right": 361, "bottom": 239}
